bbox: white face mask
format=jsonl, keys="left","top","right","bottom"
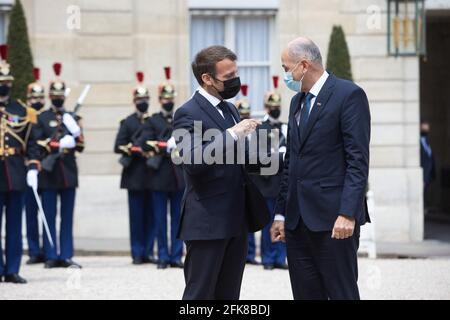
{"left": 283, "top": 61, "right": 307, "bottom": 92}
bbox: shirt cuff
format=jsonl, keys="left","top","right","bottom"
{"left": 227, "top": 128, "right": 238, "bottom": 141}
{"left": 274, "top": 214, "right": 285, "bottom": 222}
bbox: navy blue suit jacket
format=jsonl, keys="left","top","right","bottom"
{"left": 173, "top": 91, "right": 247, "bottom": 241}
{"left": 274, "top": 73, "right": 371, "bottom": 232}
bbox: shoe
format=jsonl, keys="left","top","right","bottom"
{"left": 274, "top": 263, "right": 288, "bottom": 270}
{"left": 132, "top": 257, "right": 144, "bottom": 265}
{"left": 143, "top": 257, "right": 157, "bottom": 264}
{"left": 26, "top": 255, "right": 45, "bottom": 265}
{"left": 44, "top": 260, "right": 60, "bottom": 269}
{"left": 157, "top": 262, "right": 168, "bottom": 269}
{"left": 60, "top": 259, "right": 82, "bottom": 269}
{"left": 246, "top": 259, "right": 260, "bottom": 265}
{"left": 170, "top": 261, "right": 184, "bottom": 268}
{"left": 263, "top": 264, "right": 275, "bottom": 270}
{"left": 4, "top": 274, "right": 27, "bottom": 284}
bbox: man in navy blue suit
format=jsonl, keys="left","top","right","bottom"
{"left": 271, "top": 37, "right": 371, "bottom": 300}
{"left": 173, "top": 45, "right": 261, "bottom": 300}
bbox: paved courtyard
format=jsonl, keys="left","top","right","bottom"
{"left": 1, "top": 257, "right": 450, "bottom": 300}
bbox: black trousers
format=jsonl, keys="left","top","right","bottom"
{"left": 286, "top": 218, "right": 360, "bottom": 300}
{"left": 182, "top": 233, "right": 248, "bottom": 300}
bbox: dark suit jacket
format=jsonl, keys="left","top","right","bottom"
{"left": 274, "top": 73, "right": 371, "bottom": 232}
{"left": 250, "top": 119, "right": 287, "bottom": 199}
{"left": 173, "top": 91, "right": 247, "bottom": 241}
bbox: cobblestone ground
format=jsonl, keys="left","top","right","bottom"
{"left": 1, "top": 257, "right": 449, "bottom": 300}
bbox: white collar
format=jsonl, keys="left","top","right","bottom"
{"left": 308, "top": 70, "right": 329, "bottom": 97}
{"left": 198, "top": 87, "right": 222, "bottom": 107}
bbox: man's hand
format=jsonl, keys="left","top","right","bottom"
{"left": 331, "top": 215, "right": 355, "bottom": 240}
{"left": 270, "top": 220, "right": 286, "bottom": 243}
{"left": 230, "top": 119, "right": 261, "bottom": 139}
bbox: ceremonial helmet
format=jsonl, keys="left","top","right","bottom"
{"left": 27, "top": 67, "right": 45, "bottom": 99}
{"left": 235, "top": 84, "right": 251, "bottom": 119}
{"left": 0, "top": 44, "right": 14, "bottom": 82}
{"left": 133, "top": 71, "right": 149, "bottom": 99}
{"left": 49, "top": 63, "right": 66, "bottom": 97}
{"left": 158, "top": 66, "right": 176, "bottom": 99}
{"left": 264, "top": 76, "right": 282, "bottom": 108}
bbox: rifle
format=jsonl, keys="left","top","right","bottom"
{"left": 118, "top": 121, "right": 146, "bottom": 168}
{"left": 41, "top": 85, "right": 91, "bottom": 172}
{"left": 145, "top": 126, "right": 172, "bottom": 170}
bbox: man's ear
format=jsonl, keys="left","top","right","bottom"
{"left": 201, "top": 73, "right": 213, "bottom": 86}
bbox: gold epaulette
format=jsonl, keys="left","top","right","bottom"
{"left": 26, "top": 107, "right": 38, "bottom": 124}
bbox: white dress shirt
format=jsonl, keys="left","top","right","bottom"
{"left": 275, "top": 70, "right": 329, "bottom": 222}
{"left": 197, "top": 87, "right": 238, "bottom": 140}
{"left": 295, "top": 71, "right": 329, "bottom": 125}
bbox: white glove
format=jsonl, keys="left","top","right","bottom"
{"left": 63, "top": 113, "right": 81, "bottom": 138}
{"left": 166, "top": 137, "right": 177, "bottom": 153}
{"left": 59, "top": 135, "right": 76, "bottom": 150}
{"left": 27, "top": 169, "right": 38, "bottom": 189}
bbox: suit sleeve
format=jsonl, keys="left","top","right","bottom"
{"left": 173, "top": 106, "right": 237, "bottom": 176}
{"left": 273, "top": 99, "right": 296, "bottom": 216}
{"left": 339, "top": 87, "right": 371, "bottom": 218}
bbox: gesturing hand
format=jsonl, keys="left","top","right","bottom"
{"left": 230, "top": 119, "right": 261, "bottom": 139}
{"left": 331, "top": 215, "right": 355, "bottom": 240}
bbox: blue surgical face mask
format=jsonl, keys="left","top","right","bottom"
{"left": 283, "top": 62, "right": 306, "bottom": 92}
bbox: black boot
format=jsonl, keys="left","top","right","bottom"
{"left": 45, "top": 260, "right": 60, "bottom": 269}
{"left": 4, "top": 274, "right": 27, "bottom": 284}
{"left": 60, "top": 259, "right": 82, "bottom": 269}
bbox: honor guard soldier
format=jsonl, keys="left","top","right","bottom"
{"left": 0, "top": 45, "right": 39, "bottom": 283}
{"left": 251, "top": 76, "right": 287, "bottom": 270}
{"left": 114, "top": 72, "right": 156, "bottom": 265}
{"left": 138, "top": 67, "right": 185, "bottom": 269}
{"left": 236, "top": 85, "right": 260, "bottom": 265}
{"left": 24, "top": 67, "right": 46, "bottom": 265}
{"left": 27, "top": 63, "right": 84, "bottom": 269}
{"left": 236, "top": 84, "right": 251, "bottom": 120}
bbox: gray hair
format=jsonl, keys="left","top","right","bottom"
{"left": 287, "top": 38, "right": 323, "bottom": 67}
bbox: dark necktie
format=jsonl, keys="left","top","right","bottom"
{"left": 217, "top": 101, "right": 235, "bottom": 129}
{"left": 299, "top": 92, "right": 315, "bottom": 140}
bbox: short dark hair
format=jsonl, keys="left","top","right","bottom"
{"left": 192, "top": 45, "right": 237, "bottom": 86}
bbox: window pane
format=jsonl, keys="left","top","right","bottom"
{"left": 189, "top": 16, "right": 225, "bottom": 93}
{"left": 235, "top": 17, "right": 270, "bottom": 112}
{"left": 0, "top": 12, "right": 6, "bottom": 44}
{"left": 235, "top": 17, "right": 269, "bottom": 62}
{"left": 238, "top": 66, "right": 270, "bottom": 113}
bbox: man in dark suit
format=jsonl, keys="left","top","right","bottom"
{"left": 173, "top": 45, "right": 260, "bottom": 300}
{"left": 420, "top": 121, "right": 435, "bottom": 208}
{"left": 271, "top": 37, "right": 371, "bottom": 300}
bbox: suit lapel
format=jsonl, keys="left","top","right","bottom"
{"left": 299, "top": 74, "right": 336, "bottom": 150}
{"left": 193, "top": 91, "right": 228, "bottom": 131}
